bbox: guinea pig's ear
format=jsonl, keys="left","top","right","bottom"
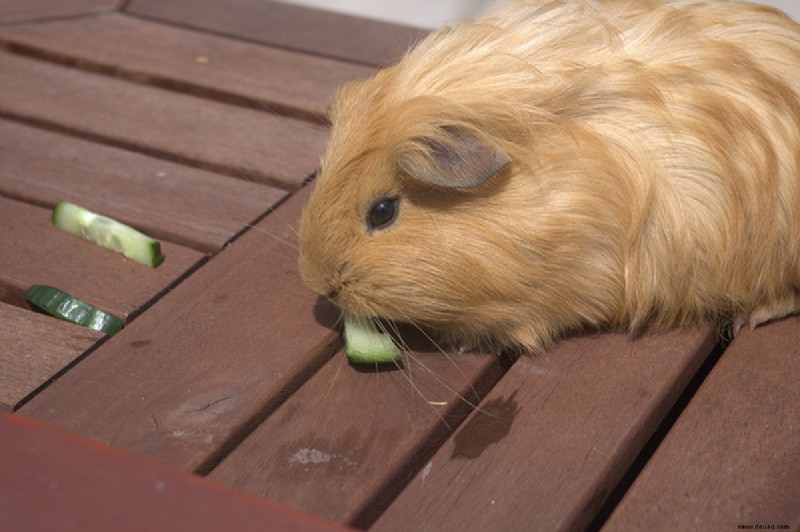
{"left": 398, "top": 126, "right": 510, "bottom": 189}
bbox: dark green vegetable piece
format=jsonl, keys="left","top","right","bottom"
{"left": 25, "top": 285, "right": 125, "bottom": 335}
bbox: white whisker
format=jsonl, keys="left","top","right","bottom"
{"left": 242, "top": 222, "right": 300, "bottom": 252}
{"left": 375, "top": 314, "right": 498, "bottom": 426}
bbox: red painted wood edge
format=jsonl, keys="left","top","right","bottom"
{"left": 0, "top": 412, "right": 350, "bottom": 532}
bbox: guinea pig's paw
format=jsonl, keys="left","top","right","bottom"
{"left": 735, "top": 294, "right": 800, "bottom": 335}
{"left": 505, "top": 324, "right": 553, "bottom": 356}
{"left": 731, "top": 314, "right": 749, "bottom": 337}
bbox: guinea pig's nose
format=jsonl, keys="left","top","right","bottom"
{"left": 325, "top": 288, "right": 340, "bottom": 303}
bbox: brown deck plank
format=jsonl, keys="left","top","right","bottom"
{"left": 0, "top": 196, "right": 202, "bottom": 317}
{"left": 372, "top": 329, "right": 717, "bottom": 532}
{"left": 0, "top": 0, "right": 119, "bottom": 25}
{"left": 0, "top": 13, "right": 374, "bottom": 123}
{"left": 604, "top": 317, "right": 800, "bottom": 530}
{"left": 0, "top": 119, "right": 286, "bottom": 253}
{"left": 0, "top": 411, "right": 349, "bottom": 532}
{"left": 0, "top": 302, "right": 102, "bottom": 411}
{"left": 126, "top": 0, "right": 426, "bottom": 67}
{"left": 0, "top": 51, "right": 327, "bottom": 189}
{"left": 18, "top": 187, "right": 342, "bottom": 473}
{"left": 208, "top": 343, "right": 509, "bottom": 527}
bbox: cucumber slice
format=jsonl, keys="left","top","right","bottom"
{"left": 25, "top": 285, "right": 125, "bottom": 335}
{"left": 52, "top": 201, "right": 164, "bottom": 267}
{"left": 342, "top": 311, "right": 402, "bottom": 364}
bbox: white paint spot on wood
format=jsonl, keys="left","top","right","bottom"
{"left": 289, "top": 448, "right": 334, "bottom": 465}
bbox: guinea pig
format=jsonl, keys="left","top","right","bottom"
{"left": 298, "top": 0, "right": 800, "bottom": 354}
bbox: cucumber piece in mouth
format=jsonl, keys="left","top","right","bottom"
{"left": 52, "top": 201, "right": 164, "bottom": 267}
{"left": 342, "top": 311, "right": 402, "bottom": 364}
{"left": 25, "top": 284, "right": 125, "bottom": 336}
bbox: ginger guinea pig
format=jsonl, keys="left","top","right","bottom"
{"left": 298, "top": 0, "right": 800, "bottom": 354}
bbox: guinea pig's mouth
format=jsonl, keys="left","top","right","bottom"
{"left": 307, "top": 262, "right": 427, "bottom": 328}
{"left": 326, "top": 285, "right": 391, "bottom": 324}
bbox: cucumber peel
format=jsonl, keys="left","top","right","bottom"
{"left": 25, "top": 285, "right": 125, "bottom": 336}
{"left": 342, "top": 312, "right": 402, "bottom": 364}
{"left": 52, "top": 201, "right": 164, "bottom": 267}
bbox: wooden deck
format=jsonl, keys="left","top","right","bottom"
{"left": 1, "top": 1, "right": 797, "bottom": 530}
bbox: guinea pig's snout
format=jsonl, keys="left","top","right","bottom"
{"left": 298, "top": 251, "right": 327, "bottom": 294}
{"left": 298, "top": 249, "right": 344, "bottom": 304}
{"left": 318, "top": 263, "right": 349, "bottom": 304}
{"left": 305, "top": 270, "right": 343, "bottom": 306}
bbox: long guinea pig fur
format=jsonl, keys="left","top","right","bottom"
{"left": 298, "top": 0, "right": 800, "bottom": 354}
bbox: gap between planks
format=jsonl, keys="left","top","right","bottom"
{"left": 120, "top": 9, "right": 387, "bottom": 70}
{"left": 0, "top": 118, "right": 291, "bottom": 255}
{"left": 5, "top": 178, "right": 313, "bottom": 410}
{"left": 369, "top": 328, "right": 719, "bottom": 532}
{"left": 206, "top": 342, "right": 517, "bottom": 527}
{"left": 0, "top": 111, "right": 301, "bottom": 193}
{"left": 10, "top": 251, "right": 212, "bottom": 412}
{"left": 0, "top": 37, "right": 329, "bottom": 126}
{"left": 0, "top": 0, "right": 121, "bottom": 27}
{"left": 192, "top": 330, "right": 346, "bottom": 477}
{"left": 0, "top": 11, "right": 376, "bottom": 124}
{"left": 123, "top": 0, "right": 428, "bottom": 69}
{"left": 587, "top": 340, "right": 729, "bottom": 530}
{"left": 0, "top": 48, "right": 329, "bottom": 190}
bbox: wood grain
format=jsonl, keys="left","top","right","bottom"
{"left": 0, "top": 196, "right": 203, "bottom": 317}
{"left": 372, "top": 329, "right": 717, "bottom": 532}
{"left": 0, "top": 13, "right": 374, "bottom": 123}
{"left": 0, "top": 51, "right": 328, "bottom": 188}
{"left": 604, "top": 317, "right": 800, "bottom": 530}
{"left": 126, "top": 0, "right": 427, "bottom": 67}
{"left": 0, "top": 302, "right": 102, "bottom": 410}
{"left": 0, "top": 119, "right": 286, "bottom": 253}
{"left": 0, "top": 0, "right": 119, "bottom": 24}
{"left": 19, "top": 187, "right": 343, "bottom": 473}
{"left": 209, "top": 342, "right": 509, "bottom": 526}
{"left": 1, "top": 411, "right": 349, "bottom": 532}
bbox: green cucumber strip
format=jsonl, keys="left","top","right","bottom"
{"left": 342, "top": 311, "right": 402, "bottom": 364}
{"left": 25, "top": 285, "right": 125, "bottom": 336}
{"left": 52, "top": 201, "right": 164, "bottom": 267}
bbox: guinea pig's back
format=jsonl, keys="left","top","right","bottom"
{"left": 396, "top": 1, "right": 800, "bottom": 328}
{"left": 606, "top": 1, "right": 800, "bottom": 327}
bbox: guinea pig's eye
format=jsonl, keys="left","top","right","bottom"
{"left": 367, "top": 197, "right": 399, "bottom": 232}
